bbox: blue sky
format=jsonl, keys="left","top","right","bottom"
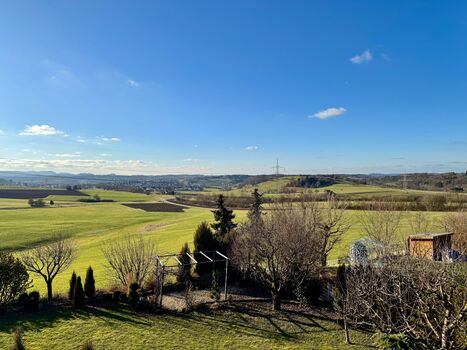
{"left": 0, "top": 0, "right": 466, "bottom": 175}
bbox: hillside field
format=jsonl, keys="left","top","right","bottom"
{"left": 0, "top": 188, "right": 447, "bottom": 296}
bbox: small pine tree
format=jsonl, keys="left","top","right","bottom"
{"left": 210, "top": 270, "right": 221, "bottom": 302}
{"left": 128, "top": 282, "right": 139, "bottom": 307}
{"left": 193, "top": 222, "right": 215, "bottom": 275}
{"left": 73, "top": 276, "right": 86, "bottom": 308}
{"left": 84, "top": 266, "right": 95, "bottom": 300}
{"left": 247, "top": 188, "right": 263, "bottom": 222}
{"left": 68, "top": 271, "right": 77, "bottom": 300}
{"left": 177, "top": 243, "right": 192, "bottom": 283}
{"left": 211, "top": 195, "right": 236, "bottom": 251}
{"left": 49, "top": 200, "right": 54, "bottom": 206}
{"left": 11, "top": 327, "right": 25, "bottom": 350}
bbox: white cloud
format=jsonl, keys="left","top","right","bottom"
{"left": 77, "top": 138, "right": 86, "bottom": 143}
{"left": 20, "top": 125, "right": 65, "bottom": 136}
{"left": 182, "top": 158, "right": 198, "bottom": 162}
{"left": 245, "top": 146, "right": 259, "bottom": 151}
{"left": 311, "top": 107, "right": 347, "bottom": 120}
{"left": 50, "top": 152, "right": 81, "bottom": 158}
{"left": 101, "top": 137, "right": 120, "bottom": 142}
{"left": 100, "top": 153, "right": 112, "bottom": 157}
{"left": 350, "top": 50, "right": 372, "bottom": 64}
{"left": 0, "top": 130, "right": 3, "bottom": 134}
{"left": 127, "top": 79, "right": 140, "bottom": 87}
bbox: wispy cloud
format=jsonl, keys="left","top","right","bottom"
{"left": 182, "top": 158, "right": 198, "bottom": 162}
{"left": 0, "top": 130, "right": 4, "bottom": 135}
{"left": 101, "top": 137, "right": 120, "bottom": 142}
{"left": 311, "top": 107, "right": 347, "bottom": 120}
{"left": 100, "top": 153, "right": 112, "bottom": 157}
{"left": 20, "top": 125, "right": 66, "bottom": 136}
{"left": 50, "top": 152, "right": 81, "bottom": 158}
{"left": 41, "top": 59, "right": 83, "bottom": 87}
{"left": 448, "top": 141, "right": 466, "bottom": 145}
{"left": 350, "top": 50, "right": 372, "bottom": 64}
{"left": 127, "top": 79, "right": 140, "bottom": 87}
{"left": 245, "top": 146, "right": 259, "bottom": 151}
{"left": 381, "top": 53, "right": 391, "bottom": 61}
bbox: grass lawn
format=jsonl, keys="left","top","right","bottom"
{"left": 0, "top": 303, "right": 373, "bottom": 350}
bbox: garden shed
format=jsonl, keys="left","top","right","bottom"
{"left": 407, "top": 232, "right": 453, "bottom": 261}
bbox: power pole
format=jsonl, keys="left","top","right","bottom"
{"left": 271, "top": 159, "right": 285, "bottom": 176}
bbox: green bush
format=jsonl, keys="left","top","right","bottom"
{"left": 128, "top": 282, "right": 139, "bottom": 307}
{"left": 0, "top": 252, "right": 30, "bottom": 307}
{"left": 177, "top": 243, "right": 192, "bottom": 283}
{"left": 73, "top": 276, "right": 86, "bottom": 308}
{"left": 84, "top": 266, "right": 95, "bottom": 299}
{"left": 81, "top": 340, "right": 94, "bottom": 350}
{"left": 19, "top": 291, "right": 40, "bottom": 312}
{"left": 373, "top": 332, "right": 416, "bottom": 350}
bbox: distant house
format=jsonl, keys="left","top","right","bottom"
{"left": 407, "top": 232, "right": 453, "bottom": 262}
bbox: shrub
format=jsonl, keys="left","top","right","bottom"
{"left": 112, "top": 290, "right": 121, "bottom": 302}
{"left": 81, "top": 340, "right": 94, "bottom": 350}
{"left": 128, "top": 282, "right": 139, "bottom": 307}
{"left": 193, "top": 222, "right": 215, "bottom": 275}
{"left": 73, "top": 276, "right": 86, "bottom": 308}
{"left": 373, "top": 332, "right": 416, "bottom": 350}
{"left": 84, "top": 266, "right": 95, "bottom": 299}
{"left": 294, "top": 277, "right": 323, "bottom": 307}
{"left": 119, "top": 293, "right": 128, "bottom": 303}
{"left": 0, "top": 252, "right": 30, "bottom": 306}
{"left": 68, "top": 271, "right": 77, "bottom": 300}
{"left": 211, "top": 270, "right": 221, "bottom": 302}
{"left": 27, "top": 198, "right": 45, "bottom": 208}
{"left": 177, "top": 243, "right": 192, "bottom": 283}
{"left": 11, "top": 327, "right": 25, "bottom": 350}
{"left": 49, "top": 200, "right": 54, "bottom": 206}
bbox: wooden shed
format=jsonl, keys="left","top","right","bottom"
{"left": 407, "top": 232, "right": 453, "bottom": 261}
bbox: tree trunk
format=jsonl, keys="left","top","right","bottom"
{"left": 47, "top": 280, "right": 53, "bottom": 303}
{"left": 271, "top": 291, "right": 281, "bottom": 311}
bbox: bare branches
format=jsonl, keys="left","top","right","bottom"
{"left": 22, "top": 236, "right": 76, "bottom": 302}
{"left": 442, "top": 210, "right": 467, "bottom": 258}
{"left": 102, "top": 235, "right": 155, "bottom": 288}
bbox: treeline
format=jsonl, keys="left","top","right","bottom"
{"left": 172, "top": 192, "right": 466, "bottom": 212}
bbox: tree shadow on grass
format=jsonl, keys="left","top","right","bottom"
{"left": 0, "top": 303, "right": 150, "bottom": 335}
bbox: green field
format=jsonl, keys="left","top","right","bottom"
{"left": 0, "top": 188, "right": 447, "bottom": 296}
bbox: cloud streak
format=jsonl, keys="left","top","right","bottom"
{"left": 311, "top": 107, "right": 347, "bottom": 120}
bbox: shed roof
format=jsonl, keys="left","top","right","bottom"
{"left": 408, "top": 232, "right": 453, "bottom": 240}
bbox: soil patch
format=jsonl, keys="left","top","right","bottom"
{"left": 123, "top": 202, "right": 186, "bottom": 212}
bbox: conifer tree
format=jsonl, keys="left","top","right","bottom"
{"left": 211, "top": 195, "right": 236, "bottom": 250}
{"left": 73, "top": 276, "right": 86, "bottom": 308}
{"left": 84, "top": 266, "right": 95, "bottom": 300}
{"left": 68, "top": 271, "right": 77, "bottom": 301}
{"left": 193, "top": 222, "right": 215, "bottom": 275}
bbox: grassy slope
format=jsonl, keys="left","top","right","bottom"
{"left": 0, "top": 304, "right": 372, "bottom": 350}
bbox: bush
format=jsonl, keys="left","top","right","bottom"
{"left": 73, "top": 276, "right": 86, "bottom": 308}
{"left": 294, "top": 277, "right": 323, "bottom": 307}
{"left": 81, "top": 340, "right": 94, "bottom": 350}
{"left": 112, "top": 290, "right": 121, "bottom": 302}
{"left": 11, "top": 327, "right": 25, "bottom": 350}
{"left": 49, "top": 200, "right": 54, "bottom": 206}
{"left": 27, "top": 198, "right": 45, "bottom": 208}
{"left": 193, "top": 222, "right": 215, "bottom": 275}
{"left": 84, "top": 266, "right": 95, "bottom": 299}
{"left": 119, "top": 293, "right": 128, "bottom": 303}
{"left": 177, "top": 243, "right": 192, "bottom": 283}
{"left": 0, "top": 252, "right": 30, "bottom": 306}
{"left": 68, "top": 271, "right": 77, "bottom": 301}
{"left": 373, "top": 332, "right": 416, "bottom": 350}
{"left": 128, "top": 282, "right": 139, "bottom": 307}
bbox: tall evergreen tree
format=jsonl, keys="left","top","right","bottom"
{"left": 84, "top": 266, "right": 95, "bottom": 300}
{"left": 73, "top": 276, "right": 86, "bottom": 308}
{"left": 68, "top": 271, "right": 77, "bottom": 301}
{"left": 177, "top": 243, "right": 192, "bottom": 283}
{"left": 193, "top": 222, "right": 215, "bottom": 275}
{"left": 247, "top": 188, "right": 263, "bottom": 222}
{"left": 211, "top": 195, "right": 236, "bottom": 250}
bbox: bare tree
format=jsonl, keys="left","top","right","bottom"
{"left": 442, "top": 210, "right": 467, "bottom": 258}
{"left": 231, "top": 201, "right": 321, "bottom": 310}
{"left": 22, "top": 237, "right": 76, "bottom": 302}
{"left": 102, "top": 234, "right": 155, "bottom": 288}
{"left": 408, "top": 211, "right": 432, "bottom": 235}
{"left": 344, "top": 257, "right": 467, "bottom": 350}
{"left": 359, "top": 201, "right": 404, "bottom": 255}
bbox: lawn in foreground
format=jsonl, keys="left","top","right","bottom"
{"left": 0, "top": 303, "right": 372, "bottom": 350}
